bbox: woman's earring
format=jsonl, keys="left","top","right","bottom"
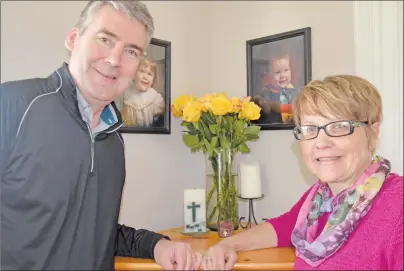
{"left": 371, "top": 153, "right": 379, "bottom": 163}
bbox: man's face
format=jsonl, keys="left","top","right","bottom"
{"left": 66, "top": 5, "right": 148, "bottom": 106}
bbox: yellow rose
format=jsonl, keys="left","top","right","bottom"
{"left": 230, "top": 97, "right": 242, "bottom": 113}
{"left": 172, "top": 95, "right": 195, "bottom": 117}
{"left": 210, "top": 96, "right": 233, "bottom": 116}
{"left": 213, "top": 92, "right": 227, "bottom": 99}
{"left": 198, "top": 93, "right": 214, "bottom": 112}
{"left": 183, "top": 101, "right": 203, "bottom": 122}
{"left": 239, "top": 100, "right": 261, "bottom": 120}
{"left": 171, "top": 104, "right": 182, "bottom": 117}
{"left": 244, "top": 96, "right": 252, "bottom": 102}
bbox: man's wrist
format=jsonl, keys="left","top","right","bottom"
{"left": 153, "top": 237, "right": 171, "bottom": 260}
{"left": 147, "top": 232, "right": 170, "bottom": 259}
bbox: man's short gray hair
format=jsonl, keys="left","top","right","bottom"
{"left": 75, "top": 1, "right": 154, "bottom": 46}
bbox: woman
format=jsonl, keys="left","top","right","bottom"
{"left": 201, "top": 75, "right": 403, "bottom": 270}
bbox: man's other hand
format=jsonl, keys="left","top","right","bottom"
{"left": 154, "top": 239, "right": 202, "bottom": 270}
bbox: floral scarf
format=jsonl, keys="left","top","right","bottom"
{"left": 291, "top": 156, "right": 391, "bottom": 267}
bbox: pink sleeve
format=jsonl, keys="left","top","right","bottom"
{"left": 266, "top": 188, "right": 311, "bottom": 247}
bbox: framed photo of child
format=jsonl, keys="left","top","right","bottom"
{"left": 246, "top": 27, "right": 312, "bottom": 130}
{"left": 115, "top": 38, "right": 171, "bottom": 134}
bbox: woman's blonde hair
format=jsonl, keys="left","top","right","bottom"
{"left": 137, "top": 58, "right": 158, "bottom": 87}
{"left": 293, "top": 75, "right": 383, "bottom": 151}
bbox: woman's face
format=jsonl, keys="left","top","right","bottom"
{"left": 134, "top": 64, "right": 154, "bottom": 92}
{"left": 299, "top": 114, "right": 379, "bottom": 190}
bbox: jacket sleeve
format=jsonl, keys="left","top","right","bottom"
{"left": 0, "top": 82, "right": 26, "bottom": 176}
{"left": 114, "top": 224, "right": 171, "bottom": 259}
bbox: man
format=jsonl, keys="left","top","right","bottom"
{"left": 0, "top": 1, "right": 201, "bottom": 270}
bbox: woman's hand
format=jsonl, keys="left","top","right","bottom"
{"left": 201, "top": 243, "right": 237, "bottom": 270}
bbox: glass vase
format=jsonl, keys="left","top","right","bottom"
{"left": 205, "top": 148, "right": 239, "bottom": 237}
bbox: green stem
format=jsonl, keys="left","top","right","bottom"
{"left": 206, "top": 150, "right": 238, "bottom": 227}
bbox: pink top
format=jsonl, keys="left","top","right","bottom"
{"left": 267, "top": 173, "right": 403, "bottom": 270}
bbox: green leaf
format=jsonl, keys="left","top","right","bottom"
{"left": 244, "top": 125, "right": 261, "bottom": 135}
{"left": 217, "top": 115, "right": 223, "bottom": 125}
{"left": 190, "top": 142, "right": 203, "bottom": 152}
{"left": 201, "top": 121, "right": 212, "bottom": 141}
{"left": 225, "top": 115, "right": 234, "bottom": 123}
{"left": 208, "top": 110, "right": 216, "bottom": 122}
{"left": 211, "top": 136, "right": 218, "bottom": 147}
{"left": 246, "top": 134, "right": 260, "bottom": 141}
{"left": 222, "top": 118, "right": 230, "bottom": 130}
{"left": 234, "top": 120, "right": 245, "bottom": 134}
{"left": 183, "top": 134, "right": 200, "bottom": 148}
{"left": 231, "top": 136, "right": 244, "bottom": 148}
{"left": 182, "top": 130, "right": 197, "bottom": 136}
{"left": 203, "top": 137, "right": 213, "bottom": 156}
{"left": 202, "top": 112, "right": 215, "bottom": 125}
{"left": 181, "top": 121, "right": 197, "bottom": 133}
{"left": 220, "top": 135, "right": 231, "bottom": 149}
{"left": 209, "top": 124, "right": 217, "bottom": 135}
{"left": 225, "top": 115, "right": 234, "bottom": 130}
{"left": 238, "top": 142, "right": 251, "bottom": 153}
{"left": 186, "top": 125, "right": 198, "bottom": 134}
{"left": 192, "top": 122, "right": 200, "bottom": 130}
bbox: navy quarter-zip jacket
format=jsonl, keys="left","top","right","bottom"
{"left": 0, "top": 63, "right": 168, "bottom": 270}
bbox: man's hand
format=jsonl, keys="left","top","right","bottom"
{"left": 201, "top": 243, "right": 237, "bottom": 270}
{"left": 154, "top": 239, "right": 202, "bottom": 270}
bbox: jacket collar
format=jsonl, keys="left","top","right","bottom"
{"left": 49, "top": 63, "right": 123, "bottom": 134}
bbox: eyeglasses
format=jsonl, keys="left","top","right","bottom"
{"left": 293, "top": 120, "right": 369, "bottom": 141}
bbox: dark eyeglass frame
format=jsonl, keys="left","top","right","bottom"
{"left": 293, "top": 120, "right": 369, "bottom": 141}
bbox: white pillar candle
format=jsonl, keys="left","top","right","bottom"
{"left": 239, "top": 162, "right": 262, "bottom": 198}
{"left": 183, "top": 189, "right": 207, "bottom": 233}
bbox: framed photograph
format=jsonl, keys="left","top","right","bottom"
{"left": 116, "top": 38, "right": 171, "bottom": 134}
{"left": 246, "top": 27, "right": 311, "bottom": 130}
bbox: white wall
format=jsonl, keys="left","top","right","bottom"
{"left": 1, "top": 1, "right": 82, "bottom": 81}
{"left": 353, "top": 1, "right": 403, "bottom": 175}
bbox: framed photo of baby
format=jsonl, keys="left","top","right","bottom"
{"left": 246, "top": 27, "right": 312, "bottom": 130}
{"left": 115, "top": 38, "right": 171, "bottom": 134}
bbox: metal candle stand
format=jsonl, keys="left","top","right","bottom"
{"left": 238, "top": 194, "right": 265, "bottom": 229}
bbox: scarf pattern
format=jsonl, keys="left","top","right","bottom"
{"left": 291, "top": 156, "right": 391, "bottom": 267}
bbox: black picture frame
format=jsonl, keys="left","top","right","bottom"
{"left": 246, "top": 27, "right": 312, "bottom": 130}
{"left": 117, "top": 38, "right": 171, "bottom": 134}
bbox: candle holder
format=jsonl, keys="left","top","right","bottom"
{"left": 238, "top": 194, "right": 264, "bottom": 229}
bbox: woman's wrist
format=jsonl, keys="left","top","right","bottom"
{"left": 218, "top": 235, "right": 241, "bottom": 252}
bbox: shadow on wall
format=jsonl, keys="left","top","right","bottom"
{"left": 290, "top": 141, "right": 316, "bottom": 186}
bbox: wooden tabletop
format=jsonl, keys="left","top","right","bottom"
{"left": 115, "top": 227, "right": 296, "bottom": 270}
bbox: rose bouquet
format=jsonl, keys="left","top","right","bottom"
{"left": 171, "top": 93, "right": 261, "bottom": 234}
